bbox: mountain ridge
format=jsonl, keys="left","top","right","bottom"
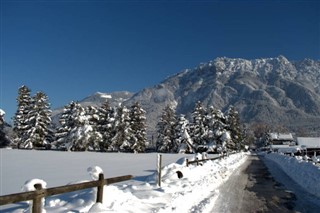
{"left": 55, "top": 56, "right": 320, "bottom": 137}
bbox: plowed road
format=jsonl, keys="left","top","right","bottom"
{"left": 213, "top": 154, "right": 320, "bottom": 213}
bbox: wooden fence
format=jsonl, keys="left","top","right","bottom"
{"left": 0, "top": 173, "right": 132, "bottom": 213}
{"left": 186, "top": 156, "right": 220, "bottom": 167}
{"left": 186, "top": 152, "right": 237, "bottom": 167}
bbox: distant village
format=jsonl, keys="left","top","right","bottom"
{"left": 265, "top": 132, "right": 320, "bottom": 159}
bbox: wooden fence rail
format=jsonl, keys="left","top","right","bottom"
{"left": 186, "top": 152, "right": 238, "bottom": 167}
{"left": 186, "top": 156, "right": 221, "bottom": 167}
{"left": 0, "top": 173, "right": 132, "bottom": 213}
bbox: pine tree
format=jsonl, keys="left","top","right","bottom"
{"left": 190, "top": 101, "right": 208, "bottom": 147}
{"left": 85, "top": 106, "right": 103, "bottom": 151}
{"left": 110, "top": 105, "right": 131, "bottom": 152}
{"left": 129, "top": 102, "right": 147, "bottom": 153}
{"left": 54, "top": 101, "right": 75, "bottom": 149}
{"left": 207, "top": 106, "right": 227, "bottom": 147}
{"left": 156, "top": 105, "right": 177, "bottom": 152}
{"left": 226, "top": 106, "right": 243, "bottom": 150}
{"left": 174, "top": 114, "right": 192, "bottom": 153}
{"left": 13, "top": 85, "right": 33, "bottom": 148}
{"left": 97, "top": 101, "right": 115, "bottom": 151}
{"left": 25, "top": 92, "right": 52, "bottom": 148}
{"left": 54, "top": 101, "right": 93, "bottom": 151}
{"left": 0, "top": 109, "right": 11, "bottom": 147}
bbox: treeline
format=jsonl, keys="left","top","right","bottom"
{"left": 156, "top": 102, "right": 246, "bottom": 153}
{"left": 3, "top": 85, "right": 247, "bottom": 153}
{"left": 12, "top": 85, "right": 147, "bottom": 152}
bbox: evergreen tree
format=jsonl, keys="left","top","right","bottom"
{"left": 54, "top": 101, "right": 76, "bottom": 149}
{"left": 226, "top": 106, "right": 243, "bottom": 150}
{"left": 97, "top": 101, "right": 115, "bottom": 151}
{"left": 0, "top": 109, "right": 11, "bottom": 147}
{"left": 25, "top": 92, "right": 52, "bottom": 148}
{"left": 54, "top": 101, "right": 93, "bottom": 151}
{"left": 110, "top": 105, "right": 131, "bottom": 152}
{"left": 174, "top": 114, "right": 191, "bottom": 153}
{"left": 156, "top": 105, "right": 177, "bottom": 152}
{"left": 207, "top": 106, "right": 227, "bottom": 147}
{"left": 129, "top": 102, "right": 147, "bottom": 153}
{"left": 13, "top": 85, "right": 33, "bottom": 148}
{"left": 85, "top": 106, "right": 103, "bottom": 151}
{"left": 190, "top": 101, "right": 208, "bottom": 147}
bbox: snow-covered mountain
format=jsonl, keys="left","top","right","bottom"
{"left": 54, "top": 56, "right": 320, "bottom": 137}
{"left": 121, "top": 56, "right": 320, "bottom": 137}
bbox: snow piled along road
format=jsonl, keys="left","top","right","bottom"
{"left": 0, "top": 150, "right": 247, "bottom": 213}
{"left": 263, "top": 152, "right": 320, "bottom": 198}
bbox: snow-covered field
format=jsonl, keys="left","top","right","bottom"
{"left": 2, "top": 149, "right": 319, "bottom": 212}
{"left": 0, "top": 149, "right": 247, "bottom": 212}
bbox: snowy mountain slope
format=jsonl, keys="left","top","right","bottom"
{"left": 80, "top": 91, "right": 133, "bottom": 108}
{"left": 52, "top": 56, "right": 320, "bottom": 137}
{"left": 124, "top": 56, "right": 320, "bottom": 137}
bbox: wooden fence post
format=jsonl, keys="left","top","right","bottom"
{"left": 196, "top": 157, "right": 199, "bottom": 166}
{"left": 186, "top": 159, "right": 189, "bottom": 167}
{"left": 96, "top": 173, "right": 105, "bottom": 203}
{"left": 157, "top": 154, "right": 162, "bottom": 187}
{"left": 33, "top": 184, "right": 44, "bottom": 213}
{"left": 0, "top": 174, "right": 132, "bottom": 212}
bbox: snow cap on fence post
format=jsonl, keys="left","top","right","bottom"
{"left": 87, "top": 166, "right": 104, "bottom": 180}
{"left": 21, "top": 179, "right": 47, "bottom": 213}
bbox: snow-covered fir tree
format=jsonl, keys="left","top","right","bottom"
{"left": 129, "top": 102, "right": 147, "bottom": 153}
{"left": 13, "top": 85, "right": 33, "bottom": 148}
{"left": 97, "top": 101, "right": 115, "bottom": 151}
{"left": 174, "top": 114, "right": 192, "bottom": 153}
{"left": 110, "top": 104, "right": 132, "bottom": 152}
{"left": 24, "top": 92, "right": 52, "bottom": 148}
{"left": 156, "top": 105, "right": 177, "bottom": 152}
{"left": 207, "top": 106, "right": 228, "bottom": 147}
{"left": 85, "top": 106, "right": 103, "bottom": 151}
{"left": 0, "top": 109, "right": 11, "bottom": 147}
{"left": 54, "top": 101, "right": 77, "bottom": 149}
{"left": 226, "top": 106, "right": 244, "bottom": 150}
{"left": 190, "top": 101, "right": 208, "bottom": 147}
{"left": 54, "top": 101, "right": 93, "bottom": 151}
{"left": 0, "top": 109, "right": 4, "bottom": 126}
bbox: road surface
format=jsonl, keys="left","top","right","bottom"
{"left": 213, "top": 154, "right": 320, "bottom": 213}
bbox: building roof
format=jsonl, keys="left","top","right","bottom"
{"left": 297, "top": 137, "right": 320, "bottom": 148}
{"left": 268, "top": 133, "right": 294, "bottom": 140}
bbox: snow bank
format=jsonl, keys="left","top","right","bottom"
{"left": 1, "top": 151, "right": 248, "bottom": 212}
{"left": 87, "top": 152, "right": 247, "bottom": 213}
{"left": 264, "top": 153, "right": 320, "bottom": 197}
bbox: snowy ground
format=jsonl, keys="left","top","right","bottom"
{"left": 1, "top": 150, "right": 319, "bottom": 213}
{"left": 0, "top": 149, "right": 247, "bottom": 212}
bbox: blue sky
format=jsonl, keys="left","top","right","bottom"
{"left": 1, "top": 0, "right": 319, "bottom": 122}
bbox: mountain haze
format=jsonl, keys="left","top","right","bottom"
{"left": 59, "top": 56, "right": 320, "bottom": 137}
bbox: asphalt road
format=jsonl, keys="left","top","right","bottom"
{"left": 213, "top": 154, "right": 320, "bottom": 213}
